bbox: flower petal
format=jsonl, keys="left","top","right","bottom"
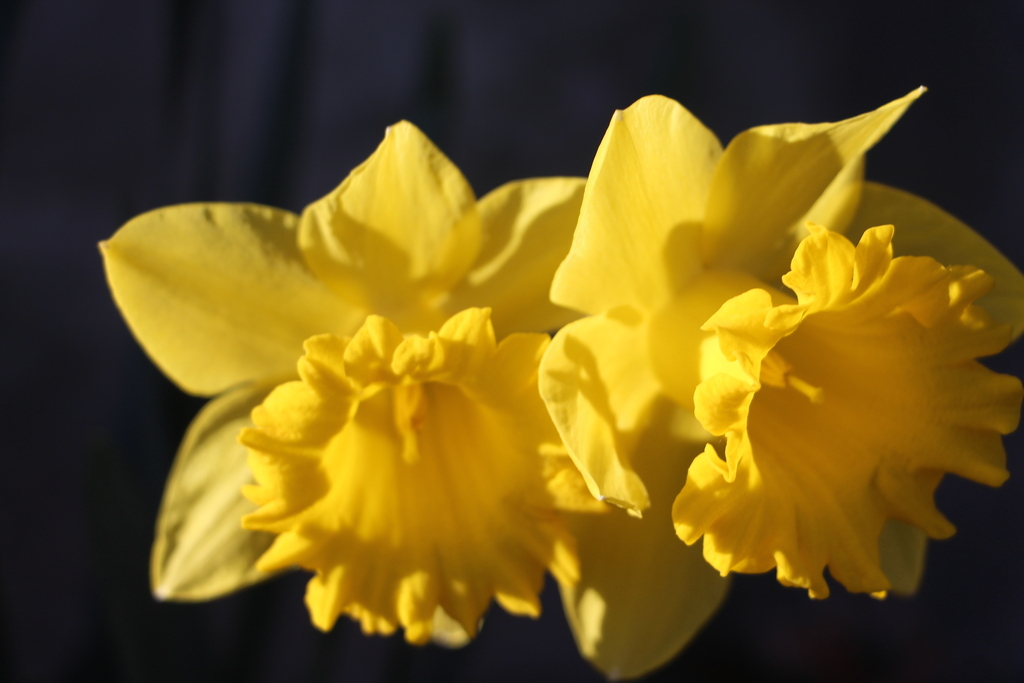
{"left": 648, "top": 270, "right": 767, "bottom": 410}
{"left": 151, "top": 381, "right": 281, "bottom": 601}
{"left": 847, "top": 181, "right": 1024, "bottom": 338}
{"left": 299, "top": 121, "right": 481, "bottom": 332}
{"left": 702, "top": 88, "right": 923, "bottom": 276}
{"left": 560, "top": 402, "right": 729, "bottom": 680}
{"left": 551, "top": 95, "right": 721, "bottom": 315}
{"left": 878, "top": 519, "right": 927, "bottom": 596}
{"left": 753, "top": 156, "right": 867, "bottom": 283}
{"left": 540, "top": 308, "right": 661, "bottom": 513}
{"left": 429, "top": 606, "right": 473, "bottom": 648}
{"left": 442, "top": 177, "right": 586, "bottom": 337}
{"left": 101, "top": 204, "right": 363, "bottom": 396}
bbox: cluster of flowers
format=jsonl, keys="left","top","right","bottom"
{"left": 102, "top": 89, "right": 1024, "bottom": 679}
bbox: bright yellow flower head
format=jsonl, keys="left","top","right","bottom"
{"left": 240, "top": 309, "right": 577, "bottom": 641}
{"left": 100, "top": 120, "right": 589, "bottom": 642}
{"left": 675, "top": 224, "right": 1022, "bottom": 598}
{"left": 540, "top": 91, "right": 1024, "bottom": 678}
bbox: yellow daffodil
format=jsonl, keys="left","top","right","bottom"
{"left": 240, "top": 309, "right": 578, "bottom": 641}
{"left": 101, "top": 121, "right": 590, "bottom": 642}
{"left": 676, "top": 223, "right": 1021, "bottom": 598}
{"left": 540, "top": 90, "right": 1024, "bottom": 678}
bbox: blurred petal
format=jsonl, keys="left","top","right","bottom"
{"left": 703, "top": 88, "right": 923, "bottom": 276}
{"left": 101, "top": 203, "right": 362, "bottom": 396}
{"left": 151, "top": 381, "right": 280, "bottom": 601}
{"left": 847, "top": 182, "right": 1024, "bottom": 339}
{"left": 878, "top": 519, "right": 927, "bottom": 596}
{"left": 540, "top": 308, "right": 661, "bottom": 513}
{"left": 551, "top": 96, "right": 721, "bottom": 315}
{"left": 299, "top": 121, "right": 481, "bottom": 331}
{"left": 560, "top": 403, "right": 729, "bottom": 680}
{"left": 430, "top": 606, "right": 473, "bottom": 648}
{"left": 443, "top": 177, "right": 585, "bottom": 337}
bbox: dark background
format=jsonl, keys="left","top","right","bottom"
{"left": 2, "top": 1, "right": 1024, "bottom": 681}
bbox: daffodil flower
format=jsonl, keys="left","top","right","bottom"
{"left": 674, "top": 222, "right": 1022, "bottom": 599}
{"left": 101, "top": 121, "right": 590, "bottom": 642}
{"left": 540, "top": 90, "right": 1024, "bottom": 678}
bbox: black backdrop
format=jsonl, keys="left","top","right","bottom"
{"left": 2, "top": 1, "right": 1024, "bottom": 681}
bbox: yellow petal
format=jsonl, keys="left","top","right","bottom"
{"left": 299, "top": 121, "right": 481, "bottom": 332}
{"left": 151, "top": 381, "right": 281, "bottom": 601}
{"left": 702, "top": 88, "right": 924, "bottom": 275}
{"left": 560, "top": 402, "right": 729, "bottom": 680}
{"left": 241, "top": 310, "right": 576, "bottom": 642}
{"left": 677, "top": 226, "right": 1021, "bottom": 598}
{"left": 429, "top": 606, "right": 473, "bottom": 648}
{"left": 543, "top": 448, "right": 611, "bottom": 514}
{"left": 442, "top": 177, "right": 586, "bottom": 337}
{"left": 648, "top": 269, "right": 767, "bottom": 410}
{"left": 539, "top": 308, "right": 661, "bottom": 513}
{"left": 878, "top": 519, "right": 927, "bottom": 596}
{"left": 101, "top": 204, "right": 363, "bottom": 396}
{"left": 753, "top": 155, "right": 867, "bottom": 283}
{"left": 551, "top": 96, "right": 721, "bottom": 315}
{"left": 847, "top": 182, "right": 1024, "bottom": 339}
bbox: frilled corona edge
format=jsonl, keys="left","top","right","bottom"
{"left": 674, "top": 224, "right": 1023, "bottom": 598}
{"left": 239, "top": 308, "right": 578, "bottom": 643}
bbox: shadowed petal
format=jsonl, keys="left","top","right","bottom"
{"left": 702, "top": 88, "right": 923, "bottom": 276}
{"left": 152, "top": 381, "right": 282, "bottom": 601}
{"left": 551, "top": 96, "right": 720, "bottom": 315}
{"left": 443, "top": 177, "right": 585, "bottom": 337}
{"left": 560, "top": 402, "right": 729, "bottom": 680}
{"left": 540, "top": 308, "right": 661, "bottom": 513}
{"left": 847, "top": 182, "right": 1024, "bottom": 339}
{"left": 878, "top": 520, "right": 927, "bottom": 596}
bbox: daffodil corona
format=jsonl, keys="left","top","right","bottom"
{"left": 240, "top": 309, "right": 577, "bottom": 641}
{"left": 675, "top": 224, "right": 1022, "bottom": 598}
{"left": 101, "top": 121, "right": 589, "bottom": 643}
{"left": 540, "top": 90, "right": 1024, "bottom": 678}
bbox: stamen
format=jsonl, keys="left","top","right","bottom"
{"left": 762, "top": 350, "right": 824, "bottom": 404}
{"left": 787, "top": 374, "right": 824, "bottom": 404}
{"left": 760, "top": 350, "right": 792, "bottom": 389}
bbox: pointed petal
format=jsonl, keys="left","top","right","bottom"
{"left": 560, "top": 403, "right": 729, "bottom": 680}
{"left": 443, "top": 177, "right": 586, "bottom": 337}
{"left": 299, "top": 121, "right": 481, "bottom": 331}
{"left": 846, "top": 182, "right": 1024, "bottom": 339}
{"left": 539, "top": 308, "right": 661, "bottom": 513}
{"left": 151, "top": 381, "right": 281, "bottom": 601}
{"left": 702, "top": 88, "right": 924, "bottom": 275}
{"left": 878, "top": 519, "right": 927, "bottom": 596}
{"left": 551, "top": 96, "right": 721, "bottom": 315}
{"left": 101, "top": 203, "right": 363, "bottom": 396}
